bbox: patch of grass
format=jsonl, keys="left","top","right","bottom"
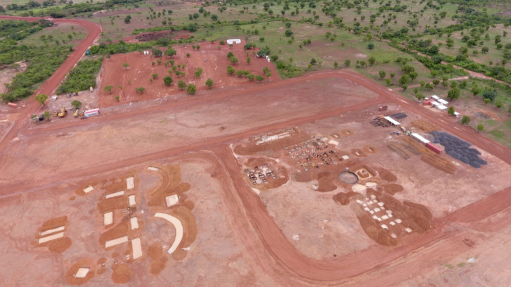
{"left": 445, "top": 264, "right": 455, "bottom": 269}
{"left": 457, "top": 263, "right": 466, "bottom": 268}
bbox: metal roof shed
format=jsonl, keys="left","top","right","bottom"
{"left": 432, "top": 95, "right": 440, "bottom": 100}
{"left": 411, "top": 133, "right": 430, "bottom": 144}
{"left": 438, "top": 99, "right": 449, "bottom": 105}
{"left": 437, "top": 105, "right": 448, "bottom": 111}
{"left": 383, "top": 116, "right": 400, "bottom": 126}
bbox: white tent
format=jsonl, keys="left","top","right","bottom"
{"left": 226, "top": 39, "right": 241, "bottom": 44}
{"left": 438, "top": 99, "right": 449, "bottom": 105}
{"left": 384, "top": 116, "right": 400, "bottom": 126}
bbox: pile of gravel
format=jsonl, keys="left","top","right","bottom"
{"left": 431, "top": 131, "right": 488, "bottom": 168}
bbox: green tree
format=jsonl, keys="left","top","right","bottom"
{"left": 178, "top": 80, "right": 186, "bottom": 90}
{"left": 310, "top": 58, "right": 317, "bottom": 65}
{"left": 247, "top": 57, "right": 251, "bottom": 65}
{"left": 35, "top": 94, "right": 48, "bottom": 107}
{"left": 368, "top": 56, "right": 376, "bottom": 66}
{"left": 385, "top": 78, "right": 392, "bottom": 85}
{"left": 461, "top": 116, "right": 470, "bottom": 125}
{"left": 103, "top": 85, "right": 114, "bottom": 94}
{"left": 416, "top": 93, "right": 425, "bottom": 100}
{"left": 205, "top": 78, "right": 214, "bottom": 89}
{"left": 471, "top": 85, "right": 481, "bottom": 97}
{"left": 186, "top": 84, "right": 196, "bottom": 95}
{"left": 448, "top": 106, "right": 455, "bottom": 115}
{"left": 152, "top": 48, "right": 163, "bottom": 57}
{"left": 433, "top": 79, "right": 440, "bottom": 86}
{"left": 256, "top": 75, "right": 264, "bottom": 82}
{"left": 496, "top": 100, "right": 503, "bottom": 108}
{"left": 265, "top": 71, "right": 272, "bottom": 81}
{"left": 122, "top": 63, "right": 129, "bottom": 70}
{"left": 195, "top": 67, "right": 203, "bottom": 78}
{"left": 390, "top": 72, "right": 396, "bottom": 78}
{"left": 477, "top": 124, "right": 484, "bottom": 132}
{"left": 135, "top": 87, "right": 145, "bottom": 94}
{"left": 447, "top": 87, "right": 461, "bottom": 100}
{"left": 163, "top": 76, "right": 173, "bottom": 86}
{"left": 229, "top": 56, "right": 239, "bottom": 64}
{"left": 334, "top": 61, "right": 339, "bottom": 68}
{"left": 71, "top": 100, "right": 82, "bottom": 109}
{"left": 164, "top": 48, "right": 177, "bottom": 57}
{"left": 379, "top": 71, "right": 386, "bottom": 79}
{"left": 227, "top": 66, "right": 236, "bottom": 75}
{"left": 285, "top": 29, "right": 293, "bottom": 37}
{"left": 152, "top": 73, "right": 159, "bottom": 79}
{"left": 344, "top": 59, "right": 351, "bottom": 67}
{"left": 367, "top": 43, "right": 375, "bottom": 49}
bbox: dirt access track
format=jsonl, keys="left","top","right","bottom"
{"left": 3, "top": 48, "right": 511, "bottom": 285}
{"left": 0, "top": 16, "right": 102, "bottom": 151}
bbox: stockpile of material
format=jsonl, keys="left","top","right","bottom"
{"left": 431, "top": 131, "right": 488, "bottom": 168}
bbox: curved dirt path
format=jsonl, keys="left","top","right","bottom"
{"left": 0, "top": 16, "right": 102, "bottom": 151}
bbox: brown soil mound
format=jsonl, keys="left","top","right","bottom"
{"left": 97, "top": 196, "right": 129, "bottom": 214}
{"left": 244, "top": 157, "right": 289, "bottom": 191}
{"left": 341, "top": 129, "right": 355, "bottom": 136}
{"left": 387, "top": 144, "right": 410, "bottom": 160}
{"left": 383, "top": 184, "right": 404, "bottom": 195}
{"left": 65, "top": 258, "right": 95, "bottom": 285}
{"left": 421, "top": 153, "right": 457, "bottom": 174}
{"left": 97, "top": 268, "right": 106, "bottom": 275}
{"left": 147, "top": 242, "right": 163, "bottom": 260}
{"left": 333, "top": 191, "right": 358, "bottom": 205}
{"left": 317, "top": 172, "right": 338, "bottom": 192}
{"left": 99, "top": 221, "right": 129, "bottom": 247}
{"left": 97, "top": 257, "right": 107, "bottom": 264}
{"left": 69, "top": 196, "right": 76, "bottom": 201}
{"left": 111, "top": 253, "right": 119, "bottom": 258}
{"left": 147, "top": 165, "right": 190, "bottom": 207}
{"left": 150, "top": 257, "right": 168, "bottom": 275}
{"left": 378, "top": 193, "right": 434, "bottom": 233}
{"left": 49, "top": 237, "right": 72, "bottom": 253}
{"left": 411, "top": 119, "right": 439, "bottom": 133}
{"left": 41, "top": 216, "right": 67, "bottom": 230}
{"left": 379, "top": 168, "right": 397, "bottom": 182}
{"left": 363, "top": 145, "right": 378, "bottom": 153}
{"left": 353, "top": 206, "right": 398, "bottom": 247}
{"left": 351, "top": 149, "right": 367, "bottom": 157}
{"left": 111, "top": 263, "right": 132, "bottom": 284}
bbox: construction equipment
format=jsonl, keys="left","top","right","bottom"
{"left": 58, "top": 106, "right": 67, "bottom": 118}
{"left": 53, "top": 111, "right": 58, "bottom": 117}
{"left": 73, "top": 109, "right": 79, "bottom": 117}
{"left": 378, "top": 106, "right": 388, "bottom": 111}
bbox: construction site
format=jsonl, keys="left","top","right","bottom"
{"left": 3, "top": 17, "right": 511, "bottom": 285}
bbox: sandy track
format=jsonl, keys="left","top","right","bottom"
{"left": 0, "top": 16, "right": 102, "bottom": 152}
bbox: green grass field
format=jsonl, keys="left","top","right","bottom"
{"left": 17, "top": 22, "right": 87, "bottom": 46}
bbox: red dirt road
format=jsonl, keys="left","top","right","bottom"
{"left": 0, "top": 16, "right": 102, "bottom": 152}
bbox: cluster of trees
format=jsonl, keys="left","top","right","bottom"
{"left": 226, "top": 65, "right": 267, "bottom": 82}
{"left": 57, "top": 59, "right": 103, "bottom": 94}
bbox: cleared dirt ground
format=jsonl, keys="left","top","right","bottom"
{"left": 99, "top": 41, "right": 279, "bottom": 107}
{"left": 3, "top": 68, "right": 511, "bottom": 286}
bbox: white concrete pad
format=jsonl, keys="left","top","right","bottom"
{"left": 132, "top": 238, "right": 142, "bottom": 259}
{"left": 389, "top": 221, "right": 396, "bottom": 226}
{"left": 38, "top": 232, "right": 65, "bottom": 244}
{"left": 74, "top": 268, "right": 90, "bottom": 278}
{"left": 128, "top": 195, "right": 136, "bottom": 206}
{"left": 364, "top": 207, "right": 370, "bottom": 212}
{"left": 328, "top": 139, "right": 339, "bottom": 145}
{"left": 395, "top": 219, "right": 402, "bottom": 224}
{"left": 342, "top": 155, "right": 350, "bottom": 160}
{"left": 106, "top": 191, "right": 124, "bottom": 199}
{"left": 105, "top": 236, "right": 128, "bottom": 248}
{"left": 165, "top": 194, "right": 179, "bottom": 207}
{"left": 40, "top": 226, "right": 65, "bottom": 236}
{"left": 126, "top": 177, "right": 134, "bottom": 190}
{"left": 381, "top": 215, "right": 389, "bottom": 220}
{"left": 154, "top": 213, "right": 184, "bottom": 254}
{"left": 374, "top": 208, "right": 381, "bottom": 212}
{"left": 370, "top": 195, "right": 376, "bottom": 199}
{"left": 377, "top": 202, "right": 385, "bottom": 207}
{"left": 366, "top": 182, "right": 377, "bottom": 188}
{"left": 405, "top": 228, "right": 413, "bottom": 233}
{"left": 147, "top": 167, "right": 159, "bottom": 171}
{"left": 381, "top": 224, "right": 388, "bottom": 230}
{"left": 130, "top": 217, "right": 139, "bottom": 230}
{"left": 104, "top": 212, "right": 113, "bottom": 226}
{"left": 390, "top": 234, "right": 397, "bottom": 239}
{"left": 83, "top": 186, "right": 94, "bottom": 193}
